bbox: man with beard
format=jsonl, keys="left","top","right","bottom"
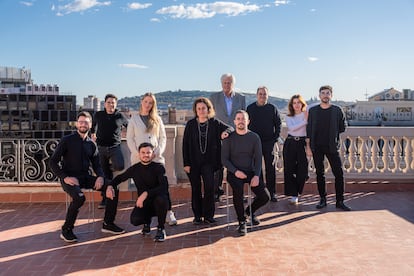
{"left": 50, "top": 111, "right": 125, "bottom": 243}
{"left": 107, "top": 142, "right": 169, "bottom": 242}
{"left": 306, "top": 85, "right": 351, "bottom": 211}
{"left": 221, "top": 110, "right": 270, "bottom": 236}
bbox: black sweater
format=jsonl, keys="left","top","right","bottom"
{"left": 91, "top": 109, "right": 128, "bottom": 147}
{"left": 49, "top": 132, "right": 104, "bottom": 179}
{"left": 246, "top": 102, "right": 281, "bottom": 143}
{"left": 182, "top": 117, "right": 231, "bottom": 171}
{"left": 110, "top": 162, "right": 168, "bottom": 198}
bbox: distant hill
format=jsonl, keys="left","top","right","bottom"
{"left": 118, "top": 90, "right": 289, "bottom": 111}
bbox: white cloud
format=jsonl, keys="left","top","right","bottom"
{"left": 274, "top": 0, "right": 289, "bottom": 7}
{"left": 119, "top": 64, "right": 148, "bottom": 69}
{"left": 56, "top": 0, "right": 111, "bottom": 15}
{"left": 20, "top": 1, "right": 33, "bottom": 7}
{"left": 156, "top": 2, "right": 260, "bottom": 19}
{"left": 127, "top": 2, "right": 152, "bottom": 10}
{"left": 307, "top": 57, "right": 319, "bottom": 62}
{"left": 150, "top": 18, "right": 161, "bottom": 23}
{"left": 310, "top": 8, "right": 316, "bottom": 12}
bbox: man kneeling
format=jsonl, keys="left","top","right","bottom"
{"left": 107, "top": 142, "right": 169, "bottom": 242}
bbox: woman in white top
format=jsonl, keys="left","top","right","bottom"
{"left": 283, "top": 94, "right": 311, "bottom": 204}
{"left": 126, "top": 92, "right": 176, "bottom": 225}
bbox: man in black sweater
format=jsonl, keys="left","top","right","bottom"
{"left": 91, "top": 94, "right": 128, "bottom": 208}
{"left": 247, "top": 86, "right": 281, "bottom": 202}
{"left": 107, "top": 142, "right": 169, "bottom": 242}
{"left": 307, "top": 85, "right": 351, "bottom": 211}
{"left": 50, "top": 111, "right": 125, "bottom": 243}
{"left": 222, "top": 110, "right": 270, "bottom": 236}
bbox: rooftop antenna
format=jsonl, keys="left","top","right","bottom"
{"left": 364, "top": 89, "right": 369, "bottom": 100}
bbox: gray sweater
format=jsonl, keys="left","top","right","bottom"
{"left": 221, "top": 131, "right": 262, "bottom": 176}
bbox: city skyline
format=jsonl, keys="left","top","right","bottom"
{"left": 1, "top": 0, "right": 413, "bottom": 103}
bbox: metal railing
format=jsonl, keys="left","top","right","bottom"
{"left": 1, "top": 126, "right": 413, "bottom": 185}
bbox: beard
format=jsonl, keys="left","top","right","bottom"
{"left": 77, "top": 127, "right": 89, "bottom": 134}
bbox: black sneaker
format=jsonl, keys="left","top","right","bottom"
{"left": 60, "top": 228, "right": 77, "bottom": 243}
{"left": 270, "top": 193, "right": 278, "bottom": 202}
{"left": 193, "top": 217, "right": 203, "bottom": 225}
{"left": 154, "top": 228, "right": 166, "bottom": 242}
{"left": 102, "top": 222, "right": 125, "bottom": 234}
{"left": 249, "top": 214, "right": 261, "bottom": 226}
{"left": 237, "top": 221, "right": 247, "bottom": 236}
{"left": 142, "top": 224, "right": 151, "bottom": 235}
{"left": 204, "top": 217, "right": 217, "bottom": 224}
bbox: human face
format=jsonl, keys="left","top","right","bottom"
{"left": 234, "top": 112, "right": 249, "bottom": 131}
{"left": 221, "top": 76, "right": 234, "bottom": 96}
{"left": 319, "top": 89, "right": 332, "bottom": 104}
{"left": 195, "top": 102, "right": 209, "bottom": 120}
{"left": 139, "top": 146, "right": 154, "bottom": 164}
{"left": 104, "top": 97, "right": 117, "bottom": 114}
{"left": 76, "top": 116, "right": 91, "bottom": 134}
{"left": 140, "top": 96, "right": 154, "bottom": 115}
{"left": 292, "top": 98, "right": 303, "bottom": 114}
{"left": 256, "top": 88, "right": 268, "bottom": 106}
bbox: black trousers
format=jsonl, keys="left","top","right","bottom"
{"left": 187, "top": 164, "right": 215, "bottom": 219}
{"left": 130, "top": 195, "right": 168, "bottom": 229}
{"left": 98, "top": 145, "right": 125, "bottom": 180}
{"left": 61, "top": 175, "right": 118, "bottom": 230}
{"left": 283, "top": 138, "right": 308, "bottom": 196}
{"left": 227, "top": 171, "right": 270, "bottom": 222}
{"left": 312, "top": 146, "right": 345, "bottom": 202}
{"left": 260, "top": 140, "right": 276, "bottom": 195}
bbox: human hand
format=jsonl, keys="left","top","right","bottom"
{"left": 184, "top": 166, "right": 191, "bottom": 174}
{"left": 136, "top": 192, "right": 148, "bottom": 208}
{"left": 94, "top": 177, "right": 104, "bottom": 190}
{"left": 235, "top": 170, "right": 247, "bottom": 179}
{"left": 64, "top": 176, "right": 79, "bottom": 186}
{"left": 221, "top": 131, "right": 229, "bottom": 139}
{"left": 106, "top": 186, "right": 115, "bottom": 200}
{"left": 250, "top": 175, "right": 259, "bottom": 187}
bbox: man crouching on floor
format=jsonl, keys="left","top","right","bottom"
{"left": 106, "top": 142, "right": 169, "bottom": 242}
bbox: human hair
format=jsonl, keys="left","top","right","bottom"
{"left": 139, "top": 92, "right": 160, "bottom": 134}
{"left": 319, "top": 85, "right": 333, "bottom": 93}
{"left": 77, "top": 111, "right": 92, "bottom": 121}
{"left": 192, "top": 97, "right": 216, "bottom": 118}
{"left": 234, "top": 109, "right": 249, "bottom": 120}
{"left": 138, "top": 142, "right": 154, "bottom": 151}
{"left": 105, "top": 93, "right": 118, "bottom": 102}
{"left": 287, "top": 94, "right": 307, "bottom": 116}
{"left": 256, "top": 86, "right": 268, "bottom": 94}
{"left": 220, "top": 73, "right": 236, "bottom": 85}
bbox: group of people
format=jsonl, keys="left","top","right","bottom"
{"left": 50, "top": 74, "right": 351, "bottom": 243}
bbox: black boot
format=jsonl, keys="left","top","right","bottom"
{"left": 316, "top": 197, "right": 327, "bottom": 209}
{"left": 336, "top": 201, "right": 351, "bottom": 211}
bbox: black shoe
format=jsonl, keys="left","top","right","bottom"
{"left": 316, "top": 197, "right": 327, "bottom": 209}
{"left": 60, "top": 228, "right": 77, "bottom": 243}
{"left": 142, "top": 224, "right": 151, "bottom": 235}
{"left": 193, "top": 217, "right": 203, "bottom": 225}
{"left": 249, "top": 214, "right": 261, "bottom": 226}
{"left": 237, "top": 221, "right": 247, "bottom": 236}
{"left": 217, "top": 188, "right": 225, "bottom": 196}
{"left": 270, "top": 193, "right": 278, "bottom": 202}
{"left": 98, "top": 199, "right": 106, "bottom": 209}
{"left": 204, "top": 217, "right": 217, "bottom": 224}
{"left": 336, "top": 201, "right": 351, "bottom": 211}
{"left": 214, "top": 193, "right": 220, "bottom": 202}
{"left": 102, "top": 222, "right": 125, "bottom": 234}
{"left": 154, "top": 228, "right": 166, "bottom": 242}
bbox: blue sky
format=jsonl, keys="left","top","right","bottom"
{"left": 2, "top": 0, "right": 413, "bottom": 104}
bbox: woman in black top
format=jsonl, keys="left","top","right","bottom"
{"left": 183, "top": 97, "right": 232, "bottom": 224}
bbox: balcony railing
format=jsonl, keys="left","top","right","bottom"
{"left": 1, "top": 126, "right": 413, "bottom": 186}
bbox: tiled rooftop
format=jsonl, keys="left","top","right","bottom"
{"left": 1, "top": 191, "right": 413, "bottom": 275}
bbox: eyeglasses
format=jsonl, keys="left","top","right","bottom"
{"left": 77, "top": 120, "right": 90, "bottom": 124}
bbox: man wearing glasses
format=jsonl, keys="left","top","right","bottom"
{"left": 306, "top": 85, "right": 351, "bottom": 211}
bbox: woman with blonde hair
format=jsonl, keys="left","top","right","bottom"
{"left": 283, "top": 94, "right": 311, "bottom": 205}
{"left": 127, "top": 92, "right": 177, "bottom": 225}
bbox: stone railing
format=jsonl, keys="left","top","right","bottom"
{"left": 1, "top": 126, "right": 413, "bottom": 190}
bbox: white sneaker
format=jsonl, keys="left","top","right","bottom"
{"left": 289, "top": 196, "right": 299, "bottom": 205}
{"left": 166, "top": 210, "right": 177, "bottom": 226}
